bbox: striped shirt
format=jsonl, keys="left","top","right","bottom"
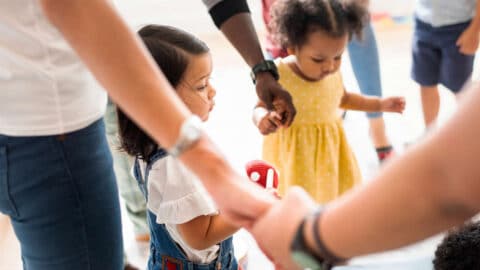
{"left": 416, "top": 0, "right": 477, "bottom": 27}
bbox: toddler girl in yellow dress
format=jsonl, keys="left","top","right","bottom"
{"left": 253, "top": 0, "right": 405, "bottom": 203}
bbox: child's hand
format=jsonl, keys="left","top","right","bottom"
{"left": 456, "top": 25, "right": 480, "bottom": 55}
{"left": 380, "top": 97, "right": 405, "bottom": 114}
{"left": 257, "top": 111, "right": 283, "bottom": 135}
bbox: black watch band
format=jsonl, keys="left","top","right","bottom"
{"left": 312, "top": 209, "right": 347, "bottom": 265}
{"left": 250, "top": 60, "right": 279, "bottom": 84}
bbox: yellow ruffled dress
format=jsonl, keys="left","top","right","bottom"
{"left": 262, "top": 58, "right": 361, "bottom": 203}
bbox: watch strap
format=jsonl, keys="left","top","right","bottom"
{"left": 167, "top": 115, "right": 203, "bottom": 157}
{"left": 312, "top": 209, "right": 347, "bottom": 265}
{"left": 250, "top": 60, "right": 279, "bottom": 84}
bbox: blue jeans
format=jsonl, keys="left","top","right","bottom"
{"left": 348, "top": 22, "right": 383, "bottom": 118}
{"left": 0, "top": 119, "right": 123, "bottom": 270}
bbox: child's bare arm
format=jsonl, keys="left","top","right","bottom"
{"left": 340, "top": 89, "right": 405, "bottom": 113}
{"left": 253, "top": 101, "right": 283, "bottom": 135}
{"left": 340, "top": 89, "right": 381, "bottom": 112}
{"left": 177, "top": 214, "right": 238, "bottom": 250}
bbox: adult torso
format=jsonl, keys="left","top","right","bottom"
{"left": 416, "top": 0, "right": 476, "bottom": 27}
{"left": 0, "top": 0, "right": 106, "bottom": 136}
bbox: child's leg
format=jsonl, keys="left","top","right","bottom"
{"left": 420, "top": 85, "right": 440, "bottom": 127}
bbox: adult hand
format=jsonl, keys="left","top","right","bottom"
{"left": 255, "top": 72, "right": 296, "bottom": 127}
{"left": 456, "top": 25, "right": 480, "bottom": 55}
{"left": 250, "top": 187, "right": 317, "bottom": 269}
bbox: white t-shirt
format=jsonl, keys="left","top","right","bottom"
{"left": 416, "top": 0, "right": 476, "bottom": 27}
{"left": 138, "top": 155, "right": 220, "bottom": 264}
{"left": 0, "top": 0, "right": 107, "bottom": 136}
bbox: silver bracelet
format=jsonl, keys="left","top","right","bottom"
{"left": 167, "top": 115, "right": 203, "bottom": 157}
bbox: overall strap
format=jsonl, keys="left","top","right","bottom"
{"left": 132, "top": 148, "right": 168, "bottom": 201}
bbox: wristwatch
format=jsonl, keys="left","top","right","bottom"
{"left": 290, "top": 216, "right": 326, "bottom": 270}
{"left": 167, "top": 115, "right": 203, "bottom": 157}
{"left": 250, "top": 60, "right": 279, "bottom": 84}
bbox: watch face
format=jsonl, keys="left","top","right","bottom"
{"left": 292, "top": 251, "right": 324, "bottom": 270}
{"left": 184, "top": 124, "right": 201, "bottom": 141}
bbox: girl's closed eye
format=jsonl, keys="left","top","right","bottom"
{"left": 311, "top": 57, "right": 324, "bottom": 63}
{"left": 196, "top": 82, "right": 208, "bottom": 91}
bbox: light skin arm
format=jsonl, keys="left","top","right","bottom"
{"left": 177, "top": 214, "right": 238, "bottom": 250}
{"left": 340, "top": 89, "right": 405, "bottom": 113}
{"left": 251, "top": 83, "right": 480, "bottom": 268}
{"left": 456, "top": 0, "right": 480, "bottom": 55}
{"left": 220, "top": 13, "right": 296, "bottom": 126}
{"left": 39, "top": 0, "right": 275, "bottom": 226}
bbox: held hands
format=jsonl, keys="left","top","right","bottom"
{"left": 380, "top": 96, "right": 405, "bottom": 113}
{"left": 258, "top": 111, "right": 283, "bottom": 135}
{"left": 249, "top": 187, "right": 317, "bottom": 270}
{"left": 255, "top": 72, "right": 296, "bottom": 127}
{"left": 456, "top": 24, "right": 480, "bottom": 55}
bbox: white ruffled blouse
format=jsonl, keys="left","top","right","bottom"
{"left": 137, "top": 155, "right": 220, "bottom": 264}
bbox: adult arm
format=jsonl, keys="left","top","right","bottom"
{"left": 205, "top": 0, "right": 296, "bottom": 126}
{"left": 251, "top": 83, "right": 480, "bottom": 267}
{"left": 40, "top": 0, "right": 274, "bottom": 226}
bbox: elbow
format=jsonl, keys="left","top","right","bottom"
{"left": 184, "top": 237, "right": 212, "bottom": 251}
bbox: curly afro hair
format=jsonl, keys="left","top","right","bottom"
{"left": 433, "top": 221, "right": 480, "bottom": 270}
{"left": 270, "top": 0, "right": 369, "bottom": 49}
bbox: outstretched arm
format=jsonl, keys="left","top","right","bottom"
{"left": 340, "top": 89, "right": 405, "bottom": 113}
{"left": 251, "top": 83, "right": 480, "bottom": 268}
{"left": 40, "top": 0, "right": 275, "bottom": 226}
{"left": 205, "top": 0, "right": 296, "bottom": 126}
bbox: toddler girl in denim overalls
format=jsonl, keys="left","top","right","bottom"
{"left": 117, "top": 24, "right": 238, "bottom": 270}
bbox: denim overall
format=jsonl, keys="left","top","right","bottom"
{"left": 133, "top": 149, "right": 238, "bottom": 270}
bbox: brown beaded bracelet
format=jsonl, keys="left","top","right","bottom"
{"left": 312, "top": 209, "right": 347, "bottom": 265}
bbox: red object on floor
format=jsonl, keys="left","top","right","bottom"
{"left": 245, "top": 160, "right": 279, "bottom": 190}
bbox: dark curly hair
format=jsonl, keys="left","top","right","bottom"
{"left": 270, "top": 0, "right": 369, "bottom": 49}
{"left": 117, "top": 24, "right": 209, "bottom": 160}
{"left": 433, "top": 221, "right": 480, "bottom": 270}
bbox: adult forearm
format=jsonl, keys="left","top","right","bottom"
{"left": 318, "top": 85, "right": 480, "bottom": 258}
{"left": 219, "top": 13, "right": 265, "bottom": 68}
{"left": 40, "top": 0, "right": 188, "bottom": 148}
{"left": 206, "top": 0, "right": 264, "bottom": 67}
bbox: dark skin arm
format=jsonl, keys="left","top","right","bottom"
{"left": 219, "top": 13, "right": 296, "bottom": 127}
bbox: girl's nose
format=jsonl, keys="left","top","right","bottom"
{"left": 323, "top": 60, "right": 335, "bottom": 72}
{"left": 208, "top": 86, "right": 216, "bottom": 100}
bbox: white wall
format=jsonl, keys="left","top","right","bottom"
{"left": 370, "top": 0, "right": 415, "bottom": 17}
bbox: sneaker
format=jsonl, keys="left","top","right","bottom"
{"left": 376, "top": 146, "right": 394, "bottom": 163}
